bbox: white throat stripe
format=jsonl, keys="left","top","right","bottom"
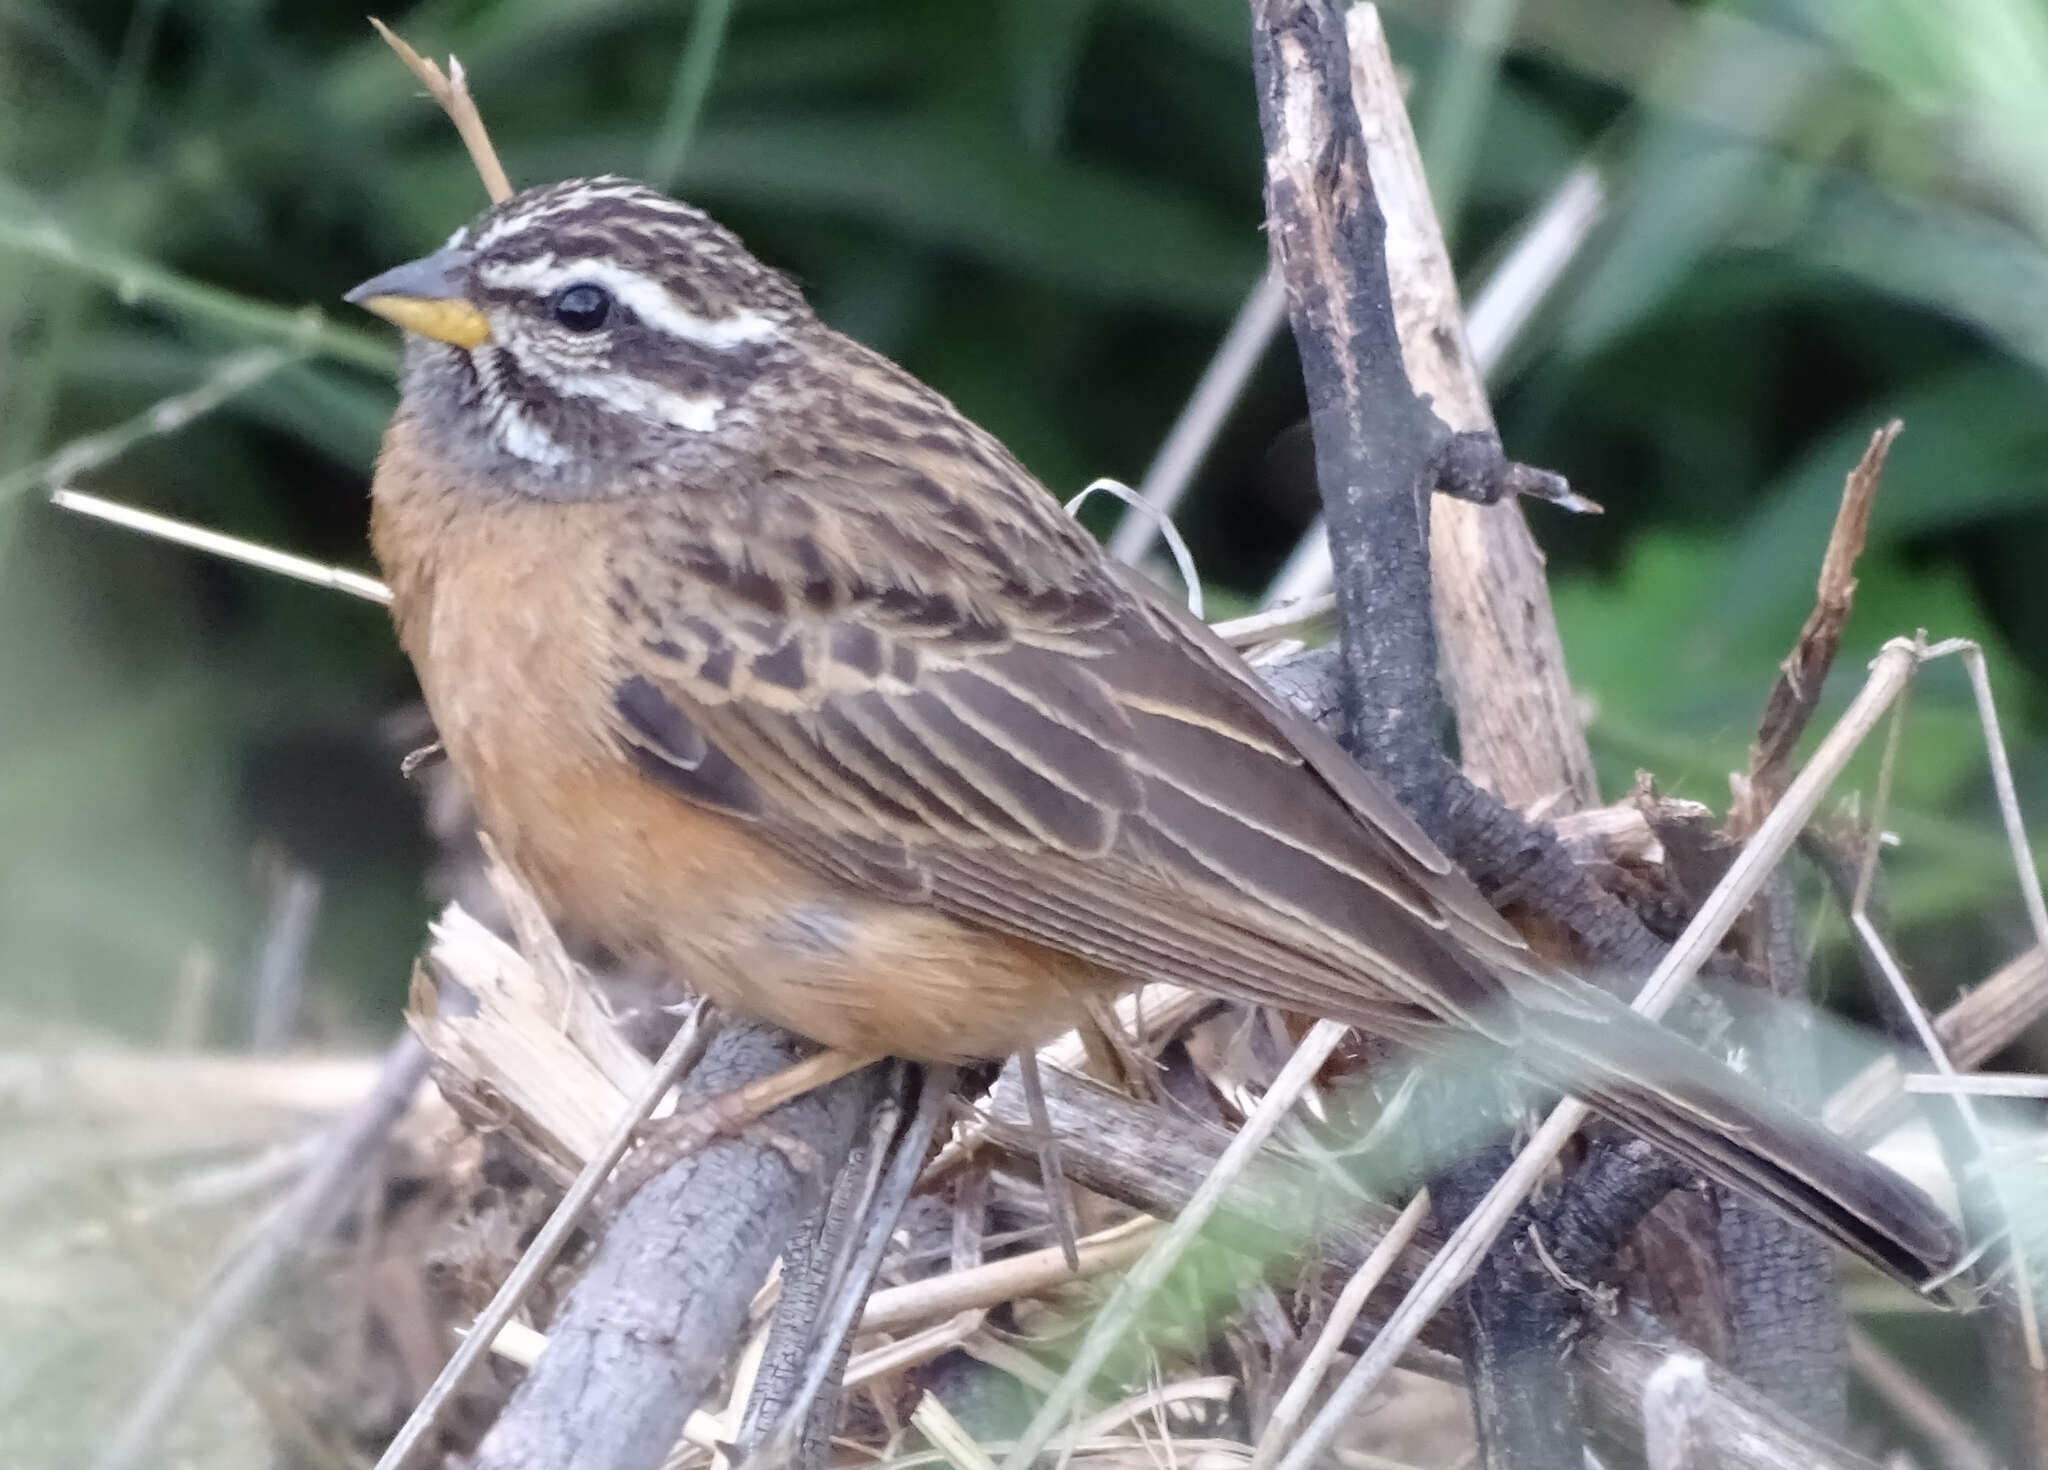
{"left": 497, "top": 340, "right": 725, "bottom": 434}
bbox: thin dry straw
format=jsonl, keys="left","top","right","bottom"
{"left": 1272, "top": 637, "right": 1937, "bottom": 1470}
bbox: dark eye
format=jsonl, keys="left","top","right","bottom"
{"left": 551, "top": 282, "right": 612, "bottom": 331}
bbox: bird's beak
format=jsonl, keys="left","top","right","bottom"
{"left": 344, "top": 246, "right": 492, "bottom": 349}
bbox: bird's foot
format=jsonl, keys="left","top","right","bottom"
{"left": 604, "top": 1046, "right": 883, "bottom": 1212}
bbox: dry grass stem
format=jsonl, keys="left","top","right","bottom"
{"left": 1018, "top": 1051, "right": 1083, "bottom": 1272}
{"left": 1000, "top": 1018, "right": 1351, "bottom": 1470}
{"left": 51, "top": 490, "right": 392, "bottom": 602}
{"left": 1736, "top": 419, "right": 1900, "bottom": 833}
{"left": 369, "top": 19, "right": 513, "bottom": 203}
{"left": 1828, "top": 942, "right": 2048, "bottom": 1140}
{"left": 1065, "top": 477, "right": 1204, "bottom": 618}
{"left": 1461, "top": 163, "right": 1606, "bottom": 368}
{"left": 1904, "top": 1073, "right": 2048, "bottom": 1098}
{"left": 370, "top": 1008, "right": 709, "bottom": 1470}
{"left": 1959, "top": 642, "right": 2048, "bottom": 957}
{"left": 1273, "top": 636, "right": 1933, "bottom": 1470}
{"left": 1064, "top": 1376, "right": 1237, "bottom": 1444}
{"left": 1249, "top": 1190, "right": 1433, "bottom": 1470}
{"left": 862, "top": 1215, "right": 1159, "bottom": 1335}
{"left": 491, "top": 1211, "right": 1161, "bottom": 1373}
{"left": 1839, "top": 645, "right": 2044, "bottom": 1366}
{"left": 1107, "top": 268, "right": 1290, "bottom": 567}
{"left": 1208, "top": 595, "right": 1337, "bottom": 648}
{"left": 914, "top": 1393, "right": 1004, "bottom": 1470}
{"left": 1847, "top": 1327, "right": 2004, "bottom": 1470}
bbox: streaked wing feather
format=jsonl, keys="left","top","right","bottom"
{"left": 606, "top": 536, "right": 1525, "bottom": 1041}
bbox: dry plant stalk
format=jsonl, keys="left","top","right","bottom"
{"left": 1001, "top": 1019, "right": 1353, "bottom": 1470}
{"left": 369, "top": 19, "right": 513, "bottom": 204}
{"left": 1273, "top": 636, "right": 1943, "bottom": 1470}
{"left": 1734, "top": 419, "right": 1901, "bottom": 834}
{"left": 1346, "top": 4, "right": 1597, "bottom": 812}
{"left": 409, "top": 898, "right": 644, "bottom": 1178}
{"left": 374, "top": 991, "right": 710, "bottom": 1470}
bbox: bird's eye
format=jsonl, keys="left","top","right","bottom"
{"left": 551, "top": 282, "right": 612, "bottom": 332}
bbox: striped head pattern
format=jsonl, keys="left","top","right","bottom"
{"left": 351, "top": 176, "right": 813, "bottom": 494}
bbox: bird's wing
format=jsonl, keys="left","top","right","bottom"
{"left": 599, "top": 475, "right": 1523, "bottom": 1041}
{"left": 595, "top": 447, "right": 1959, "bottom": 1286}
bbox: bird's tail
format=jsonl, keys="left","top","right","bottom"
{"left": 1514, "top": 981, "right": 1959, "bottom": 1288}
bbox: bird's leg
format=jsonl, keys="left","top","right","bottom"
{"left": 1075, "top": 992, "right": 1162, "bottom": 1102}
{"left": 736, "top": 1091, "right": 893, "bottom": 1462}
{"left": 720, "top": 1047, "right": 887, "bottom": 1127}
{"left": 1018, "top": 1051, "right": 1083, "bottom": 1272}
{"left": 608, "top": 1046, "right": 884, "bottom": 1210}
{"left": 741, "top": 1062, "right": 959, "bottom": 1470}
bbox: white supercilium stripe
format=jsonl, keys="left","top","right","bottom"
{"left": 475, "top": 256, "right": 782, "bottom": 349}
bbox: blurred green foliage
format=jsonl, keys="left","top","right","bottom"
{"left": 4, "top": 0, "right": 2047, "bottom": 1044}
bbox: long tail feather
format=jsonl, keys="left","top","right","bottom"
{"left": 1517, "top": 985, "right": 1959, "bottom": 1287}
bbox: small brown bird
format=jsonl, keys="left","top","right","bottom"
{"left": 350, "top": 177, "right": 1955, "bottom": 1284}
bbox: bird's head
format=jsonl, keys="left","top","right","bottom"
{"left": 347, "top": 176, "right": 812, "bottom": 497}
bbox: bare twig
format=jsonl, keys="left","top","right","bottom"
{"left": 372, "top": 1009, "right": 710, "bottom": 1470}
{"left": 1274, "top": 638, "right": 1933, "bottom": 1470}
{"left": 983, "top": 1060, "right": 1888, "bottom": 1470}
{"left": 999, "top": 1019, "right": 1350, "bottom": 1470}
{"left": 1252, "top": 9, "right": 1608, "bottom": 1466}
{"left": 91, "top": 1032, "right": 430, "bottom": 1470}
{"left": 751, "top": 1065, "right": 959, "bottom": 1470}
{"left": 859, "top": 1216, "right": 1160, "bottom": 1335}
{"left": 1343, "top": 3, "right": 1596, "bottom": 813}
{"left": 2, "top": 345, "right": 303, "bottom": 502}
{"left": 247, "top": 865, "right": 323, "bottom": 1052}
{"left": 1249, "top": 1189, "right": 1433, "bottom": 1469}
{"left": 1735, "top": 420, "right": 1900, "bottom": 833}
{"left": 1257, "top": 9, "right": 1601, "bottom": 813}
{"left": 1107, "top": 268, "right": 1290, "bottom": 567}
{"left": 368, "top": 19, "right": 513, "bottom": 204}
{"left": 740, "top": 1143, "right": 878, "bottom": 1458}
{"left": 1718, "top": 420, "right": 1902, "bottom": 1430}
{"left": 468, "top": 1022, "right": 877, "bottom": 1470}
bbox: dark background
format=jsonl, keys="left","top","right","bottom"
{"left": 4, "top": 0, "right": 2046, "bottom": 1048}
